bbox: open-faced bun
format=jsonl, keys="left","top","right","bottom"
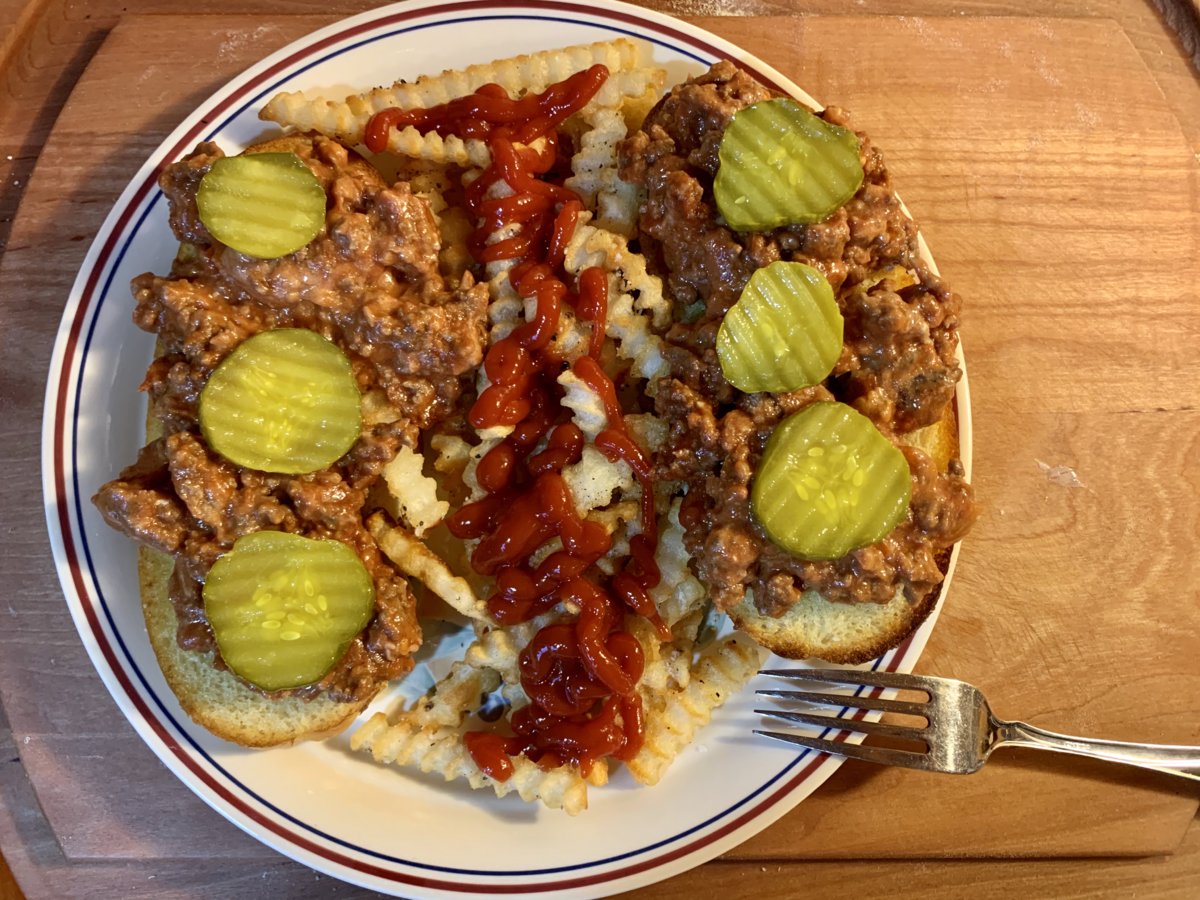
{"left": 138, "top": 547, "right": 370, "bottom": 747}
{"left": 729, "top": 409, "right": 963, "bottom": 664}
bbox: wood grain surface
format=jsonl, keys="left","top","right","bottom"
{"left": 1, "top": 3, "right": 1199, "bottom": 899}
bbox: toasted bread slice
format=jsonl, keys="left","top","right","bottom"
{"left": 729, "top": 409, "right": 962, "bottom": 664}
{"left": 139, "top": 547, "right": 370, "bottom": 747}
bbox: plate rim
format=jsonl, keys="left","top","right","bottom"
{"left": 40, "top": 0, "right": 971, "bottom": 896}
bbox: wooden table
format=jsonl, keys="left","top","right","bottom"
{"left": 2, "top": 1, "right": 1199, "bottom": 897}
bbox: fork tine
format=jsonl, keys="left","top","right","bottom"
{"left": 760, "top": 667, "right": 942, "bottom": 693}
{"left": 754, "top": 708, "right": 928, "bottom": 744}
{"left": 755, "top": 688, "right": 928, "bottom": 717}
{"left": 755, "top": 730, "right": 935, "bottom": 770}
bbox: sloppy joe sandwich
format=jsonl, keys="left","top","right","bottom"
{"left": 93, "top": 132, "right": 489, "bottom": 745}
{"left": 617, "top": 62, "right": 975, "bottom": 662}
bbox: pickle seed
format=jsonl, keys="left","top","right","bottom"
{"left": 789, "top": 475, "right": 811, "bottom": 501}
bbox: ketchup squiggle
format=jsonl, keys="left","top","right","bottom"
{"left": 369, "top": 65, "right": 665, "bottom": 779}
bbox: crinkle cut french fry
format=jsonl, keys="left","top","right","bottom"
{"left": 273, "top": 71, "right": 661, "bottom": 167}
{"left": 437, "top": 205, "right": 474, "bottom": 282}
{"left": 563, "top": 217, "right": 669, "bottom": 329}
{"left": 565, "top": 105, "right": 642, "bottom": 238}
{"left": 431, "top": 433, "right": 471, "bottom": 473}
{"left": 351, "top": 633, "right": 594, "bottom": 814}
{"left": 466, "top": 610, "right": 569, "bottom": 707}
{"left": 626, "top": 615, "right": 692, "bottom": 695}
{"left": 460, "top": 435, "right": 500, "bottom": 502}
{"left": 379, "top": 445, "right": 449, "bottom": 538}
{"left": 260, "top": 40, "right": 659, "bottom": 165}
{"left": 557, "top": 367, "right": 609, "bottom": 440}
{"left": 649, "top": 498, "right": 709, "bottom": 629}
{"left": 352, "top": 712, "right": 590, "bottom": 815}
{"left": 467, "top": 615, "right": 549, "bottom": 685}
{"left": 626, "top": 634, "right": 767, "bottom": 786}
{"left": 620, "top": 85, "right": 662, "bottom": 132}
{"left": 531, "top": 296, "right": 591, "bottom": 363}
{"left": 561, "top": 217, "right": 671, "bottom": 389}
{"left": 485, "top": 268, "right": 523, "bottom": 344}
{"left": 364, "top": 39, "right": 641, "bottom": 115}
{"left": 387, "top": 129, "right": 491, "bottom": 168}
{"left": 368, "top": 514, "right": 489, "bottom": 622}
{"left": 467, "top": 180, "right": 523, "bottom": 442}
{"left": 585, "top": 759, "right": 610, "bottom": 787}
{"left": 411, "top": 660, "right": 501, "bottom": 727}
{"left": 625, "top": 413, "right": 668, "bottom": 455}
{"left": 562, "top": 445, "right": 634, "bottom": 519}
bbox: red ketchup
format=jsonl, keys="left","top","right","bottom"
{"left": 368, "top": 66, "right": 663, "bottom": 779}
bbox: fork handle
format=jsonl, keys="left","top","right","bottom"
{"left": 992, "top": 718, "right": 1200, "bottom": 781}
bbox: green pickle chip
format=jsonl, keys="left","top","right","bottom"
{"left": 197, "top": 151, "right": 326, "bottom": 258}
{"left": 203, "top": 531, "right": 375, "bottom": 692}
{"left": 715, "top": 98, "right": 864, "bottom": 232}
{"left": 752, "top": 402, "right": 912, "bottom": 560}
{"left": 199, "top": 328, "right": 361, "bottom": 474}
{"left": 717, "top": 261, "right": 843, "bottom": 393}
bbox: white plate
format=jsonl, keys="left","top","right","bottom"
{"left": 42, "top": 1, "right": 971, "bottom": 896}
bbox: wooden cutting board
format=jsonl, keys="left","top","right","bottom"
{"left": 1, "top": 9, "right": 1198, "bottom": 894}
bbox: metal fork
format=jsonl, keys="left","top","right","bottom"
{"left": 756, "top": 668, "right": 1200, "bottom": 781}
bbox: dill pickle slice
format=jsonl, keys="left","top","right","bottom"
{"left": 717, "top": 261, "right": 842, "bottom": 393}
{"left": 199, "top": 329, "right": 361, "bottom": 474}
{"left": 196, "top": 152, "right": 326, "bottom": 258}
{"left": 752, "top": 402, "right": 911, "bottom": 560}
{"left": 715, "top": 98, "right": 864, "bottom": 232}
{"left": 203, "top": 531, "right": 375, "bottom": 691}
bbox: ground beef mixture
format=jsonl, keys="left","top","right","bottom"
{"left": 93, "top": 133, "right": 489, "bottom": 702}
{"left": 619, "top": 61, "right": 976, "bottom": 618}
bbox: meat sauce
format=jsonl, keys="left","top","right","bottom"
{"left": 92, "top": 133, "right": 491, "bottom": 703}
{"left": 367, "top": 65, "right": 664, "bottom": 779}
{"left": 617, "top": 61, "right": 976, "bottom": 619}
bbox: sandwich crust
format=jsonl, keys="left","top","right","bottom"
{"left": 727, "top": 411, "right": 962, "bottom": 662}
